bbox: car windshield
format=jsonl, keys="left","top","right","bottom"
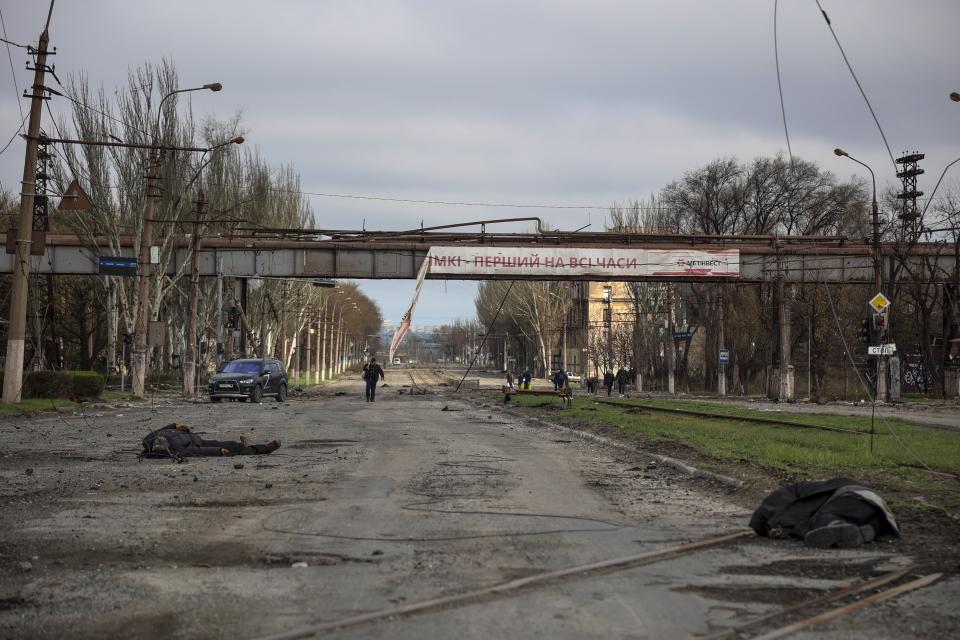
{"left": 221, "top": 361, "right": 262, "bottom": 374}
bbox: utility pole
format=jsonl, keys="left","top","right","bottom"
{"left": 215, "top": 255, "right": 223, "bottom": 369}
{"left": 131, "top": 150, "right": 160, "bottom": 397}
{"left": 183, "top": 188, "right": 206, "bottom": 397}
{"left": 314, "top": 304, "right": 322, "bottom": 384}
{"left": 717, "top": 287, "right": 726, "bottom": 397}
{"left": 2, "top": 12, "right": 53, "bottom": 403}
{"left": 666, "top": 285, "right": 675, "bottom": 394}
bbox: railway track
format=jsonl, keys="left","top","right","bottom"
{"left": 251, "top": 526, "right": 938, "bottom": 640}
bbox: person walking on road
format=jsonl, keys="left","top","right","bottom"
{"left": 603, "top": 370, "right": 615, "bottom": 397}
{"left": 362, "top": 357, "right": 385, "bottom": 402}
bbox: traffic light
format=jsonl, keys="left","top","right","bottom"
{"left": 858, "top": 319, "right": 871, "bottom": 344}
{"left": 226, "top": 307, "right": 238, "bottom": 329}
{"left": 872, "top": 313, "right": 887, "bottom": 339}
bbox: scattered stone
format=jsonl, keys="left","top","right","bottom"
{"left": 24, "top": 468, "right": 33, "bottom": 476}
{"left": 372, "top": 549, "right": 384, "bottom": 556}
{"left": 233, "top": 462, "right": 244, "bottom": 470}
{"left": 291, "top": 561, "right": 308, "bottom": 568}
{"left": 264, "top": 482, "right": 273, "bottom": 489}
{"left": 19, "top": 561, "right": 32, "bottom": 572}
{"left": 193, "top": 476, "right": 199, "bottom": 482}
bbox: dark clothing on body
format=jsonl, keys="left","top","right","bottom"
{"left": 142, "top": 424, "right": 272, "bottom": 457}
{"left": 750, "top": 477, "right": 899, "bottom": 540}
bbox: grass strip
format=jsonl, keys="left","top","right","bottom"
{"left": 511, "top": 395, "right": 960, "bottom": 498}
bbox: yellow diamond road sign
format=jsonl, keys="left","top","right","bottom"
{"left": 868, "top": 292, "right": 891, "bottom": 314}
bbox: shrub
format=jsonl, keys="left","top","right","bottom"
{"left": 22, "top": 370, "right": 73, "bottom": 399}
{"left": 72, "top": 371, "right": 105, "bottom": 397}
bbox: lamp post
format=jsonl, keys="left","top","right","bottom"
{"left": 183, "top": 136, "right": 244, "bottom": 398}
{"left": 834, "top": 147, "right": 887, "bottom": 401}
{"left": 132, "top": 82, "right": 224, "bottom": 398}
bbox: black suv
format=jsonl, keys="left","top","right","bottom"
{"left": 208, "top": 358, "right": 288, "bottom": 403}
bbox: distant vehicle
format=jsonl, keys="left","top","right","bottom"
{"left": 208, "top": 358, "right": 287, "bottom": 403}
{"left": 393, "top": 357, "right": 401, "bottom": 365}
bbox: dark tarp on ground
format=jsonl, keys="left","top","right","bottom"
{"left": 749, "top": 477, "right": 900, "bottom": 540}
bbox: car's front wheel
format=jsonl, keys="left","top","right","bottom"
{"left": 250, "top": 384, "right": 263, "bottom": 403}
{"left": 276, "top": 384, "right": 287, "bottom": 403}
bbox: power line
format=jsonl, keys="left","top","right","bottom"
{"left": 268, "top": 188, "right": 610, "bottom": 210}
{"left": 0, "top": 113, "right": 27, "bottom": 157}
{"left": 813, "top": 0, "right": 897, "bottom": 171}
{"left": 0, "top": 7, "right": 26, "bottom": 123}
{"left": 773, "top": 0, "right": 793, "bottom": 163}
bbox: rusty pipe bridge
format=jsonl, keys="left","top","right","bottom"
{"left": 1, "top": 220, "right": 956, "bottom": 283}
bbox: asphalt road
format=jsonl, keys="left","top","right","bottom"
{"left": 1, "top": 374, "right": 957, "bottom": 639}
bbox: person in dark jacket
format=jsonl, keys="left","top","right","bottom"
{"left": 362, "top": 357, "right": 385, "bottom": 402}
{"left": 142, "top": 423, "right": 280, "bottom": 458}
{"left": 603, "top": 370, "right": 615, "bottom": 396}
{"left": 615, "top": 368, "right": 629, "bottom": 396}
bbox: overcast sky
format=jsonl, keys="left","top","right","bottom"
{"left": 2, "top": 1, "right": 958, "bottom": 325}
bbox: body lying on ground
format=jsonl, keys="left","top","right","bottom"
{"left": 750, "top": 477, "right": 900, "bottom": 549}
{"left": 142, "top": 423, "right": 281, "bottom": 458}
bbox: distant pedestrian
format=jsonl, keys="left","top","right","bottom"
{"left": 520, "top": 369, "right": 532, "bottom": 390}
{"left": 506, "top": 370, "right": 515, "bottom": 388}
{"left": 616, "top": 367, "right": 628, "bottom": 396}
{"left": 586, "top": 376, "right": 597, "bottom": 394}
{"left": 362, "top": 357, "right": 385, "bottom": 402}
{"left": 556, "top": 368, "right": 569, "bottom": 389}
{"left": 603, "top": 370, "right": 614, "bottom": 396}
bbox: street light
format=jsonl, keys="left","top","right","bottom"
{"left": 834, "top": 148, "right": 881, "bottom": 294}
{"left": 133, "top": 82, "right": 225, "bottom": 397}
{"left": 835, "top": 147, "right": 888, "bottom": 401}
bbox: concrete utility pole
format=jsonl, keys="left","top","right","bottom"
{"left": 183, "top": 188, "right": 206, "bottom": 397}
{"left": 3, "top": 14, "right": 52, "bottom": 403}
{"left": 666, "top": 285, "right": 675, "bottom": 394}
{"left": 215, "top": 255, "right": 224, "bottom": 369}
{"left": 717, "top": 287, "right": 726, "bottom": 397}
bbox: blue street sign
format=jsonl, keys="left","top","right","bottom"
{"left": 98, "top": 256, "right": 138, "bottom": 277}
{"left": 719, "top": 348, "right": 730, "bottom": 365}
{"left": 673, "top": 331, "right": 693, "bottom": 340}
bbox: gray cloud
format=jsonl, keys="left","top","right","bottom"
{"left": 1, "top": 0, "right": 957, "bottom": 325}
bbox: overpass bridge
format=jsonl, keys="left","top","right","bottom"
{"left": 1, "top": 227, "right": 956, "bottom": 283}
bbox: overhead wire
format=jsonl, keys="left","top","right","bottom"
{"left": 773, "top": 0, "right": 793, "bottom": 163}
{"left": 813, "top": 0, "right": 896, "bottom": 171}
{"left": 0, "top": 6, "right": 26, "bottom": 123}
{"left": 0, "top": 113, "right": 27, "bottom": 157}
